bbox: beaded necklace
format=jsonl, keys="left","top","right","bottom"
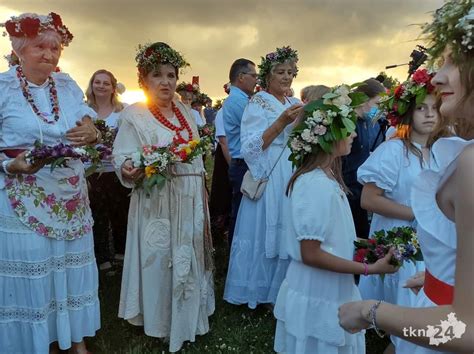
{"left": 148, "top": 102, "right": 193, "bottom": 140}
{"left": 16, "top": 66, "right": 60, "bottom": 125}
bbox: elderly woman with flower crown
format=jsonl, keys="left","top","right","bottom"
{"left": 112, "top": 42, "right": 214, "bottom": 352}
{"left": 339, "top": 1, "right": 474, "bottom": 352}
{"left": 0, "top": 13, "right": 101, "bottom": 354}
{"left": 224, "top": 46, "right": 303, "bottom": 309}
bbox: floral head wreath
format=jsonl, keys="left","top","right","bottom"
{"left": 1, "top": 12, "right": 73, "bottom": 46}
{"left": 135, "top": 42, "right": 190, "bottom": 79}
{"left": 421, "top": 0, "right": 473, "bottom": 63}
{"left": 223, "top": 82, "right": 231, "bottom": 94}
{"left": 257, "top": 46, "right": 299, "bottom": 89}
{"left": 176, "top": 81, "right": 200, "bottom": 94}
{"left": 193, "top": 92, "right": 210, "bottom": 106}
{"left": 378, "top": 68, "right": 436, "bottom": 127}
{"left": 288, "top": 84, "right": 368, "bottom": 168}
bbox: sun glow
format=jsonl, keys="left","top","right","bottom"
{"left": 120, "top": 90, "right": 147, "bottom": 105}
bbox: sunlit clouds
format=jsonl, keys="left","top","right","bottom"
{"left": 1, "top": 1, "right": 443, "bottom": 103}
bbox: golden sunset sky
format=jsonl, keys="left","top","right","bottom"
{"left": 0, "top": 0, "right": 443, "bottom": 104}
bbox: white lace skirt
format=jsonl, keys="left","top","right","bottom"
{"left": 274, "top": 260, "right": 365, "bottom": 354}
{"left": 0, "top": 191, "right": 100, "bottom": 354}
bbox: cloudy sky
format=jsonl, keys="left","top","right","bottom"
{"left": 0, "top": 0, "right": 443, "bottom": 103}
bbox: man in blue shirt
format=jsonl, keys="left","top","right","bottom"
{"left": 222, "top": 58, "right": 257, "bottom": 248}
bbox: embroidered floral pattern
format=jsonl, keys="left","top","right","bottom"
{"left": 250, "top": 95, "right": 276, "bottom": 113}
{"left": 5, "top": 174, "right": 92, "bottom": 240}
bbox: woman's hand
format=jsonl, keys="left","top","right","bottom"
{"left": 279, "top": 104, "right": 304, "bottom": 126}
{"left": 338, "top": 300, "right": 375, "bottom": 334}
{"left": 403, "top": 271, "right": 425, "bottom": 295}
{"left": 368, "top": 248, "right": 399, "bottom": 275}
{"left": 66, "top": 116, "right": 99, "bottom": 146}
{"left": 121, "top": 159, "right": 144, "bottom": 183}
{"left": 6, "top": 151, "right": 47, "bottom": 175}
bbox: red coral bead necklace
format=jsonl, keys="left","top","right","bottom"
{"left": 16, "top": 65, "right": 60, "bottom": 125}
{"left": 148, "top": 101, "right": 193, "bottom": 140}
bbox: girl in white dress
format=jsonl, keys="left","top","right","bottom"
{"left": 224, "top": 46, "right": 303, "bottom": 308}
{"left": 339, "top": 2, "right": 474, "bottom": 352}
{"left": 274, "top": 86, "right": 397, "bottom": 354}
{"left": 357, "top": 69, "right": 439, "bottom": 351}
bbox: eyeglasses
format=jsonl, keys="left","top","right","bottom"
{"left": 241, "top": 72, "right": 258, "bottom": 78}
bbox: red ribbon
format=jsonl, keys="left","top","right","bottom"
{"left": 1, "top": 149, "right": 26, "bottom": 158}
{"left": 424, "top": 269, "right": 454, "bottom": 305}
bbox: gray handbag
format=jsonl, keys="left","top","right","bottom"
{"left": 240, "top": 145, "right": 286, "bottom": 201}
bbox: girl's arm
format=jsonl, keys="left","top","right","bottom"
{"left": 361, "top": 183, "right": 414, "bottom": 221}
{"left": 339, "top": 146, "right": 474, "bottom": 352}
{"left": 300, "top": 239, "right": 397, "bottom": 275}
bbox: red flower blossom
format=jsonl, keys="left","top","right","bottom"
{"left": 145, "top": 47, "right": 154, "bottom": 58}
{"left": 50, "top": 12, "right": 63, "bottom": 27}
{"left": 412, "top": 69, "right": 431, "bottom": 85}
{"left": 5, "top": 21, "right": 20, "bottom": 36}
{"left": 354, "top": 248, "right": 369, "bottom": 263}
{"left": 186, "top": 84, "right": 194, "bottom": 92}
{"left": 19, "top": 17, "right": 41, "bottom": 37}
{"left": 368, "top": 239, "right": 377, "bottom": 245}
{"left": 394, "top": 85, "right": 404, "bottom": 99}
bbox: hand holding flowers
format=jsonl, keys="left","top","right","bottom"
{"left": 353, "top": 226, "right": 423, "bottom": 279}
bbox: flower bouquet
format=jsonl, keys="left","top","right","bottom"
{"left": 354, "top": 226, "right": 423, "bottom": 278}
{"left": 198, "top": 124, "right": 215, "bottom": 152}
{"left": 131, "top": 136, "right": 207, "bottom": 194}
{"left": 94, "top": 119, "right": 117, "bottom": 148}
{"left": 25, "top": 140, "right": 111, "bottom": 176}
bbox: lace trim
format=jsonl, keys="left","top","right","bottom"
{"left": 241, "top": 133, "right": 267, "bottom": 179}
{"left": 0, "top": 290, "right": 98, "bottom": 323}
{"left": 0, "top": 213, "right": 31, "bottom": 234}
{"left": 0, "top": 250, "right": 95, "bottom": 278}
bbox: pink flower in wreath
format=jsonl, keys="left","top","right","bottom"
{"left": 65, "top": 198, "right": 80, "bottom": 212}
{"left": 28, "top": 216, "right": 39, "bottom": 224}
{"left": 24, "top": 175, "right": 36, "bottom": 185}
{"left": 67, "top": 175, "right": 80, "bottom": 186}
{"left": 312, "top": 125, "right": 327, "bottom": 136}
{"left": 37, "top": 223, "right": 49, "bottom": 236}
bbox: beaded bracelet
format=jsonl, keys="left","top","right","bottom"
{"left": 369, "top": 300, "right": 386, "bottom": 338}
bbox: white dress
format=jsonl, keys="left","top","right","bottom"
{"left": 223, "top": 91, "right": 299, "bottom": 308}
{"left": 357, "top": 139, "right": 426, "bottom": 308}
{"left": 113, "top": 101, "right": 214, "bottom": 353}
{"left": 0, "top": 66, "right": 100, "bottom": 353}
{"left": 274, "top": 170, "right": 365, "bottom": 354}
{"left": 396, "top": 137, "right": 472, "bottom": 354}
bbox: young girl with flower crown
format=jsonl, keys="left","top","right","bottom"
{"left": 273, "top": 86, "right": 398, "bottom": 354}
{"left": 357, "top": 69, "right": 439, "bottom": 352}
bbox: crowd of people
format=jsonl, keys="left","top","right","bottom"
{"left": 0, "top": 1, "right": 473, "bottom": 353}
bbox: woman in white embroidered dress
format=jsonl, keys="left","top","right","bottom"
{"left": 0, "top": 13, "right": 101, "bottom": 354}
{"left": 113, "top": 42, "right": 214, "bottom": 353}
{"left": 224, "top": 46, "right": 303, "bottom": 308}
{"left": 339, "top": 2, "right": 474, "bottom": 352}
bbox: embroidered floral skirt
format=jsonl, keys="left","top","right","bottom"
{"left": 0, "top": 190, "right": 100, "bottom": 354}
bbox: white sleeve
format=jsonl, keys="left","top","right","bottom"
{"left": 291, "top": 174, "right": 336, "bottom": 242}
{"left": 112, "top": 108, "right": 143, "bottom": 188}
{"left": 214, "top": 109, "right": 225, "bottom": 137}
{"left": 357, "top": 140, "right": 403, "bottom": 192}
{"left": 240, "top": 95, "right": 273, "bottom": 179}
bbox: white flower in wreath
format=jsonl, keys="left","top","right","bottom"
{"left": 303, "top": 144, "right": 312, "bottom": 152}
{"left": 312, "top": 125, "right": 327, "bottom": 136}
{"left": 312, "top": 110, "right": 325, "bottom": 123}
{"left": 339, "top": 105, "right": 352, "bottom": 118}
{"left": 301, "top": 129, "right": 313, "bottom": 143}
{"left": 290, "top": 138, "right": 303, "bottom": 151}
